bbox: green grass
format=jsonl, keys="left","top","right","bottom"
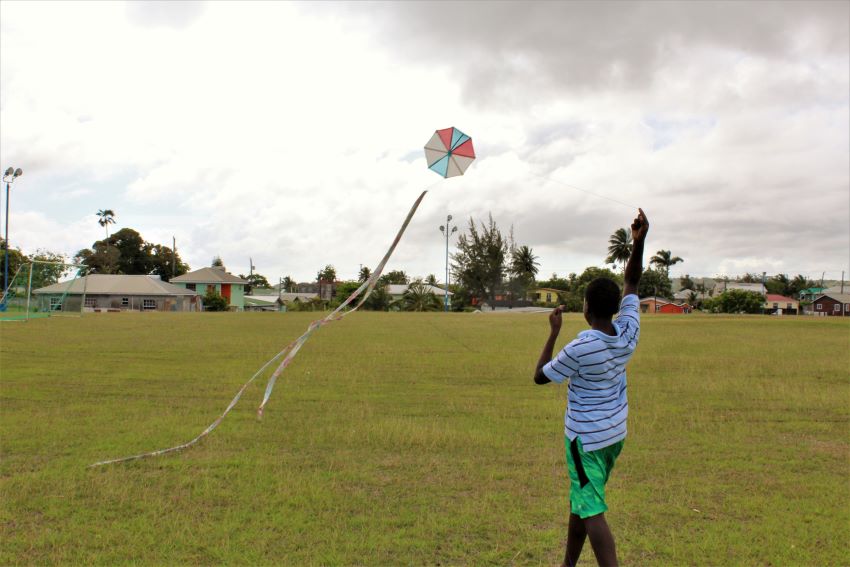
{"left": 1, "top": 312, "right": 848, "bottom": 566}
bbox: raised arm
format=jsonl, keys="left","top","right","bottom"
{"left": 623, "top": 208, "right": 649, "bottom": 297}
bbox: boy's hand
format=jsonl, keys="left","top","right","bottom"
{"left": 631, "top": 208, "right": 649, "bottom": 241}
{"left": 549, "top": 305, "right": 564, "bottom": 335}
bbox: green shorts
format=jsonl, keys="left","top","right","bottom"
{"left": 565, "top": 436, "right": 624, "bottom": 519}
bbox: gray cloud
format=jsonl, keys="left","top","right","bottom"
{"left": 125, "top": 1, "right": 205, "bottom": 29}
{"left": 330, "top": 1, "right": 848, "bottom": 102}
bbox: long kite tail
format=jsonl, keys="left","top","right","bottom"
{"left": 256, "top": 188, "right": 430, "bottom": 416}
{"left": 90, "top": 188, "right": 432, "bottom": 467}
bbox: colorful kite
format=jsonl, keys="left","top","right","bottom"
{"left": 425, "top": 127, "right": 475, "bottom": 178}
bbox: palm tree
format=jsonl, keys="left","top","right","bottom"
{"left": 425, "top": 273, "right": 439, "bottom": 286}
{"left": 399, "top": 281, "right": 442, "bottom": 312}
{"left": 650, "top": 249, "right": 684, "bottom": 280}
{"left": 605, "top": 228, "right": 632, "bottom": 271}
{"left": 96, "top": 209, "right": 116, "bottom": 240}
{"left": 282, "top": 276, "right": 294, "bottom": 293}
{"left": 511, "top": 245, "right": 540, "bottom": 279}
{"left": 358, "top": 266, "right": 371, "bottom": 283}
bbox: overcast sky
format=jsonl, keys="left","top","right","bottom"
{"left": 1, "top": 1, "right": 848, "bottom": 283}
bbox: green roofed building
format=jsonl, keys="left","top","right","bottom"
{"left": 171, "top": 266, "right": 248, "bottom": 311}
{"left": 33, "top": 274, "right": 200, "bottom": 312}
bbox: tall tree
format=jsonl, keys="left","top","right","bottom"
{"left": 75, "top": 229, "right": 187, "bottom": 277}
{"left": 605, "top": 228, "right": 632, "bottom": 271}
{"left": 789, "top": 274, "right": 814, "bottom": 296}
{"left": 380, "top": 270, "right": 409, "bottom": 285}
{"left": 649, "top": 249, "right": 683, "bottom": 281}
{"left": 638, "top": 268, "right": 673, "bottom": 299}
{"left": 317, "top": 265, "right": 337, "bottom": 282}
{"left": 239, "top": 272, "right": 272, "bottom": 294}
{"left": 211, "top": 256, "right": 224, "bottom": 267}
{"left": 425, "top": 273, "right": 439, "bottom": 286}
{"left": 680, "top": 273, "right": 695, "bottom": 291}
{"left": 452, "top": 214, "right": 508, "bottom": 309}
{"left": 282, "top": 276, "right": 294, "bottom": 293}
{"left": 96, "top": 209, "right": 116, "bottom": 240}
{"left": 150, "top": 244, "right": 188, "bottom": 281}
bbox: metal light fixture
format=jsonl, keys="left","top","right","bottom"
{"left": 438, "top": 214, "right": 458, "bottom": 312}
{"left": 2, "top": 166, "right": 23, "bottom": 306}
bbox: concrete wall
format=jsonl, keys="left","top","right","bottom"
{"left": 38, "top": 294, "right": 198, "bottom": 312}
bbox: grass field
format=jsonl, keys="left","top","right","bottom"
{"left": 1, "top": 311, "right": 848, "bottom": 566}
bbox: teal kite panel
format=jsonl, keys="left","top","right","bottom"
{"left": 429, "top": 154, "right": 450, "bottom": 177}
{"left": 451, "top": 131, "right": 470, "bottom": 151}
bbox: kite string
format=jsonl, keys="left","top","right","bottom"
{"left": 89, "top": 184, "right": 436, "bottom": 467}
{"left": 527, "top": 171, "right": 639, "bottom": 211}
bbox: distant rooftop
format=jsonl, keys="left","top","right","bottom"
{"left": 34, "top": 274, "right": 197, "bottom": 296}
{"left": 172, "top": 266, "right": 248, "bottom": 284}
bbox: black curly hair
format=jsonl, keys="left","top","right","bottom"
{"left": 585, "top": 277, "right": 621, "bottom": 319}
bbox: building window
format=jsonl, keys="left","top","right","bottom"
{"left": 186, "top": 283, "right": 196, "bottom": 291}
{"left": 772, "top": 303, "right": 778, "bottom": 309}
{"left": 816, "top": 303, "right": 822, "bottom": 310}
{"left": 845, "top": 304, "right": 849, "bottom": 312}
{"left": 49, "top": 297, "right": 62, "bottom": 311}
{"left": 85, "top": 297, "right": 96, "bottom": 308}
{"left": 834, "top": 304, "right": 840, "bottom": 312}
{"left": 786, "top": 303, "right": 792, "bottom": 309}
{"left": 143, "top": 299, "right": 156, "bottom": 310}
{"left": 546, "top": 293, "right": 552, "bottom": 302}
{"left": 121, "top": 297, "right": 130, "bottom": 307}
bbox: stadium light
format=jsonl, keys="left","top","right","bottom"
{"left": 438, "top": 214, "right": 458, "bottom": 312}
{"left": 2, "top": 166, "right": 23, "bottom": 308}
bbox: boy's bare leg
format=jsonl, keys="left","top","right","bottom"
{"left": 583, "top": 513, "right": 618, "bottom": 567}
{"left": 563, "top": 512, "right": 587, "bottom": 567}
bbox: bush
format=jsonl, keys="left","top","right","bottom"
{"left": 202, "top": 289, "right": 229, "bottom": 312}
{"left": 702, "top": 290, "right": 764, "bottom": 314}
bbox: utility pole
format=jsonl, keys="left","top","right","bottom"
{"left": 841, "top": 270, "right": 845, "bottom": 294}
{"left": 761, "top": 271, "right": 766, "bottom": 315}
{"left": 439, "top": 215, "right": 457, "bottom": 312}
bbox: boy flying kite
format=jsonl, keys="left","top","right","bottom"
{"left": 534, "top": 209, "right": 649, "bottom": 567}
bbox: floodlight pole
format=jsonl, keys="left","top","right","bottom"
{"left": 2, "top": 167, "right": 23, "bottom": 307}
{"left": 439, "top": 215, "right": 458, "bottom": 312}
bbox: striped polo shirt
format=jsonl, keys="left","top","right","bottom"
{"left": 542, "top": 294, "right": 640, "bottom": 451}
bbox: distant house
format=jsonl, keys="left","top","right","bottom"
{"left": 811, "top": 294, "right": 850, "bottom": 317}
{"left": 171, "top": 266, "right": 248, "bottom": 310}
{"left": 280, "top": 292, "right": 319, "bottom": 305}
{"left": 33, "top": 274, "right": 199, "bottom": 312}
{"left": 799, "top": 287, "right": 827, "bottom": 302}
{"left": 243, "top": 296, "right": 283, "bottom": 312}
{"left": 532, "top": 288, "right": 564, "bottom": 304}
{"left": 386, "top": 284, "right": 452, "bottom": 302}
{"left": 764, "top": 294, "right": 798, "bottom": 315}
{"left": 639, "top": 296, "right": 690, "bottom": 314}
{"left": 673, "top": 289, "right": 696, "bottom": 302}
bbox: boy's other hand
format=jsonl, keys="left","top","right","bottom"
{"left": 631, "top": 208, "right": 649, "bottom": 241}
{"left": 549, "top": 305, "right": 564, "bottom": 334}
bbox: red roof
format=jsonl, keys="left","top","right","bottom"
{"left": 766, "top": 294, "right": 796, "bottom": 302}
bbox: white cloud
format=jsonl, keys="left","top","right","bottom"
{"left": 1, "top": 1, "right": 847, "bottom": 283}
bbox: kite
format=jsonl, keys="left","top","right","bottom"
{"left": 425, "top": 127, "right": 476, "bottom": 178}
{"left": 90, "top": 127, "right": 475, "bottom": 467}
